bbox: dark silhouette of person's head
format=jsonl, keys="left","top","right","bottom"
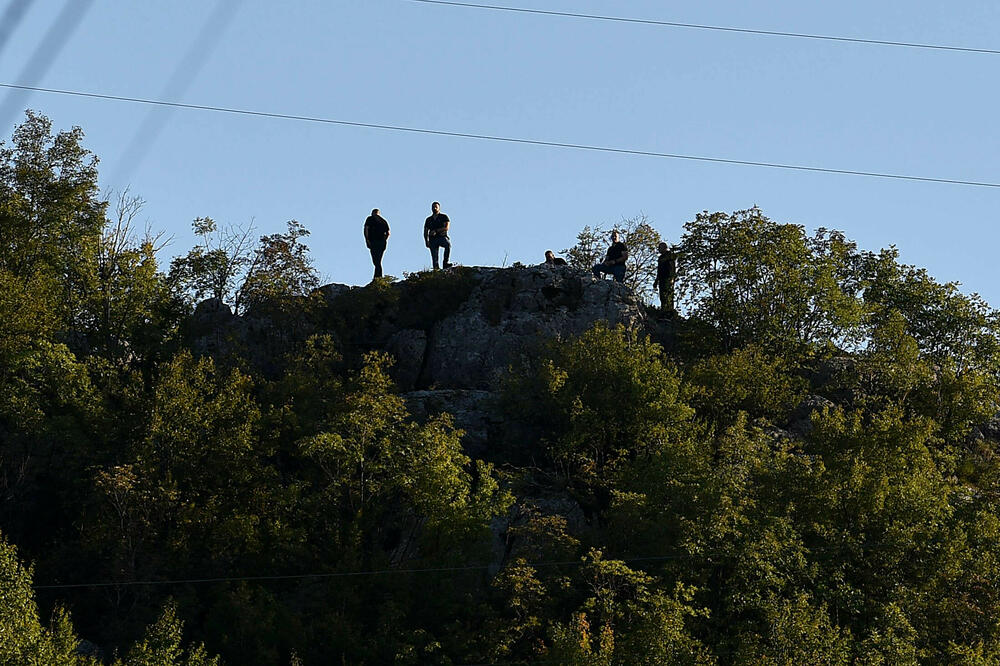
{"left": 372, "top": 208, "right": 380, "bottom": 216}
{"left": 658, "top": 241, "right": 668, "bottom": 253}
{"left": 545, "top": 250, "right": 554, "bottom": 260}
{"left": 431, "top": 201, "right": 440, "bottom": 214}
{"left": 611, "top": 230, "right": 621, "bottom": 243}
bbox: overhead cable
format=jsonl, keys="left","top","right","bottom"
{"left": 406, "top": 0, "right": 1000, "bottom": 56}
{"left": 1, "top": 82, "right": 997, "bottom": 190}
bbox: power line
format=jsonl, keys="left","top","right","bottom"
{"left": 407, "top": 0, "right": 1000, "bottom": 56}
{"left": 2, "top": 82, "right": 998, "bottom": 190}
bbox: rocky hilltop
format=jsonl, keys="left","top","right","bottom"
{"left": 189, "top": 264, "right": 657, "bottom": 454}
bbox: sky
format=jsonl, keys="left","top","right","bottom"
{"left": 1, "top": 0, "right": 998, "bottom": 303}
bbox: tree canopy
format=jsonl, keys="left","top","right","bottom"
{"left": 4, "top": 113, "right": 1000, "bottom": 664}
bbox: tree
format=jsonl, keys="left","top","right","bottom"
{"left": 240, "top": 220, "right": 319, "bottom": 312}
{"left": 0, "top": 530, "right": 96, "bottom": 665}
{"left": 564, "top": 214, "right": 663, "bottom": 302}
{"left": 86, "top": 189, "right": 180, "bottom": 364}
{"left": 168, "top": 217, "right": 255, "bottom": 308}
{"left": 0, "top": 110, "right": 106, "bottom": 337}
{"left": 112, "top": 603, "right": 218, "bottom": 666}
{"left": 503, "top": 323, "right": 694, "bottom": 506}
{"left": 677, "top": 208, "right": 866, "bottom": 353}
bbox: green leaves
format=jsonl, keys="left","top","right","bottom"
{"left": 678, "top": 208, "right": 866, "bottom": 354}
{"left": 505, "top": 323, "right": 693, "bottom": 483}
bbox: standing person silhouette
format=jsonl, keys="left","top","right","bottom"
{"left": 364, "top": 208, "right": 390, "bottom": 279}
{"left": 653, "top": 241, "right": 678, "bottom": 313}
{"left": 423, "top": 201, "right": 451, "bottom": 270}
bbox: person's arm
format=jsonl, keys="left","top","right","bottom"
{"left": 619, "top": 247, "right": 629, "bottom": 265}
{"left": 442, "top": 215, "right": 450, "bottom": 235}
{"left": 364, "top": 222, "right": 370, "bottom": 247}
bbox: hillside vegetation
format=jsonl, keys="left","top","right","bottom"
{"left": 4, "top": 114, "right": 1000, "bottom": 665}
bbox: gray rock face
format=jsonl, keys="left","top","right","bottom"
{"left": 188, "top": 298, "right": 243, "bottom": 358}
{"left": 316, "top": 283, "right": 353, "bottom": 305}
{"left": 788, "top": 394, "right": 836, "bottom": 436}
{"left": 386, "top": 329, "right": 427, "bottom": 391}
{"left": 188, "top": 265, "right": 649, "bottom": 452}
{"left": 421, "top": 266, "right": 645, "bottom": 390}
{"left": 404, "top": 389, "right": 495, "bottom": 458}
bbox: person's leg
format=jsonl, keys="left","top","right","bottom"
{"left": 659, "top": 284, "right": 669, "bottom": 308}
{"left": 592, "top": 264, "right": 604, "bottom": 279}
{"left": 429, "top": 239, "right": 440, "bottom": 269}
{"left": 611, "top": 265, "right": 626, "bottom": 282}
{"left": 441, "top": 236, "right": 451, "bottom": 267}
{"left": 370, "top": 244, "right": 385, "bottom": 278}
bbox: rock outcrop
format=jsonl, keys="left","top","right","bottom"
{"left": 188, "top": 264, "right": 653, "bottom": 456}
{"left": 416, "top": 265, "right": 645, "bottom": 390}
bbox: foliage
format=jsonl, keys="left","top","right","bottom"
{"left": 0, "top": 531, "right": 95, "bottom": 665}
{"left": 240, "top": 219, "right": 319, "bottom": 313}
{"left": 112, "top": 603, "right": 218, "bottom": 666}
{"left": 6, "top": 115, "right": 1000, "bottom": 664}
{"left": 677, "top": 207, "right": 866, "bottom": 353}
{"left": 0, "top": 111, "right": 105, "bottom": 336}
{"left": 684, "top": 344, "right": 808, "bottom": 426}
{"left": 168, "top": 216, "right": 256, "bottom": 308}
{"left": 503, "top": 323, "right": 693, "bottom": 496}
{"left": 564, "top": 214, "right": 662, "bottom": 302}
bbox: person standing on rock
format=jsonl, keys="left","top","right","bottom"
{"left": 652, "top": 241, "right": 678, "bottom": 313}
{"left": 592, "top": 230, "right": 628, "bottom": 283}
{"left": 364, "top": 208, "right": 391, "bottom": 279}
{"left": 424, "top": 201, "right": 452, "bottom": 270}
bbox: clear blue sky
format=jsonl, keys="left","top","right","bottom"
{"left": 2, "top": 0, "right": 998, "bottom": 303}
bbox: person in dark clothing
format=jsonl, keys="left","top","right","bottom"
{"left": 364, "top": 208, "right": 391, "bottom": 278}
{"left": 423, "top": 201, "right": 451, "bottom": 269}
{"left": 592, "top": 230, "right": 628, "bottom": 282}
{"left": 544, "top": 250, "right": 567, "bottom": 266}
{"left": 653, "top": 241, "right": 678, "bottom": 312}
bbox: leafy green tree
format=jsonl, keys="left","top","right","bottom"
{"left": 112, "top": 602, "right": 218, "bottom": 666}
{"left": 86, "top": 190, "right": 181, "bottom": 365}
{"left": 299, "top": 352, "right": 508, "bottom": 550}
{"left": 0, "top": 531, "right": 96, "bottom": 665}
{"left": 168, "top": 216, "right": 255, "bottom": 307}
{"left": 683, "top": 344, "right": 807, "bottom": 426}
{"left": 240, "top": 219, "right": 319, "bottom": 312}
{"left": 677, "top": 208, "right": 866, "bottom": 353}
{"left": 503, "top": 323, "right": 693, "bottom": 497}
{"left": 862, "top": 247, "right": 1000, "bottom": 371}
{"left": 0, "top": 111, "right": 105, "bottom": 336}
{"left": 735, "top": 593, "right": 852, "bottom": 665}
{"left": 546, "top": 551, "right": 713, "bottom": 665}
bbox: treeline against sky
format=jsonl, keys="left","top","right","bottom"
{"left": 4, "top": 113, "right": 1000, "bottom": 664}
